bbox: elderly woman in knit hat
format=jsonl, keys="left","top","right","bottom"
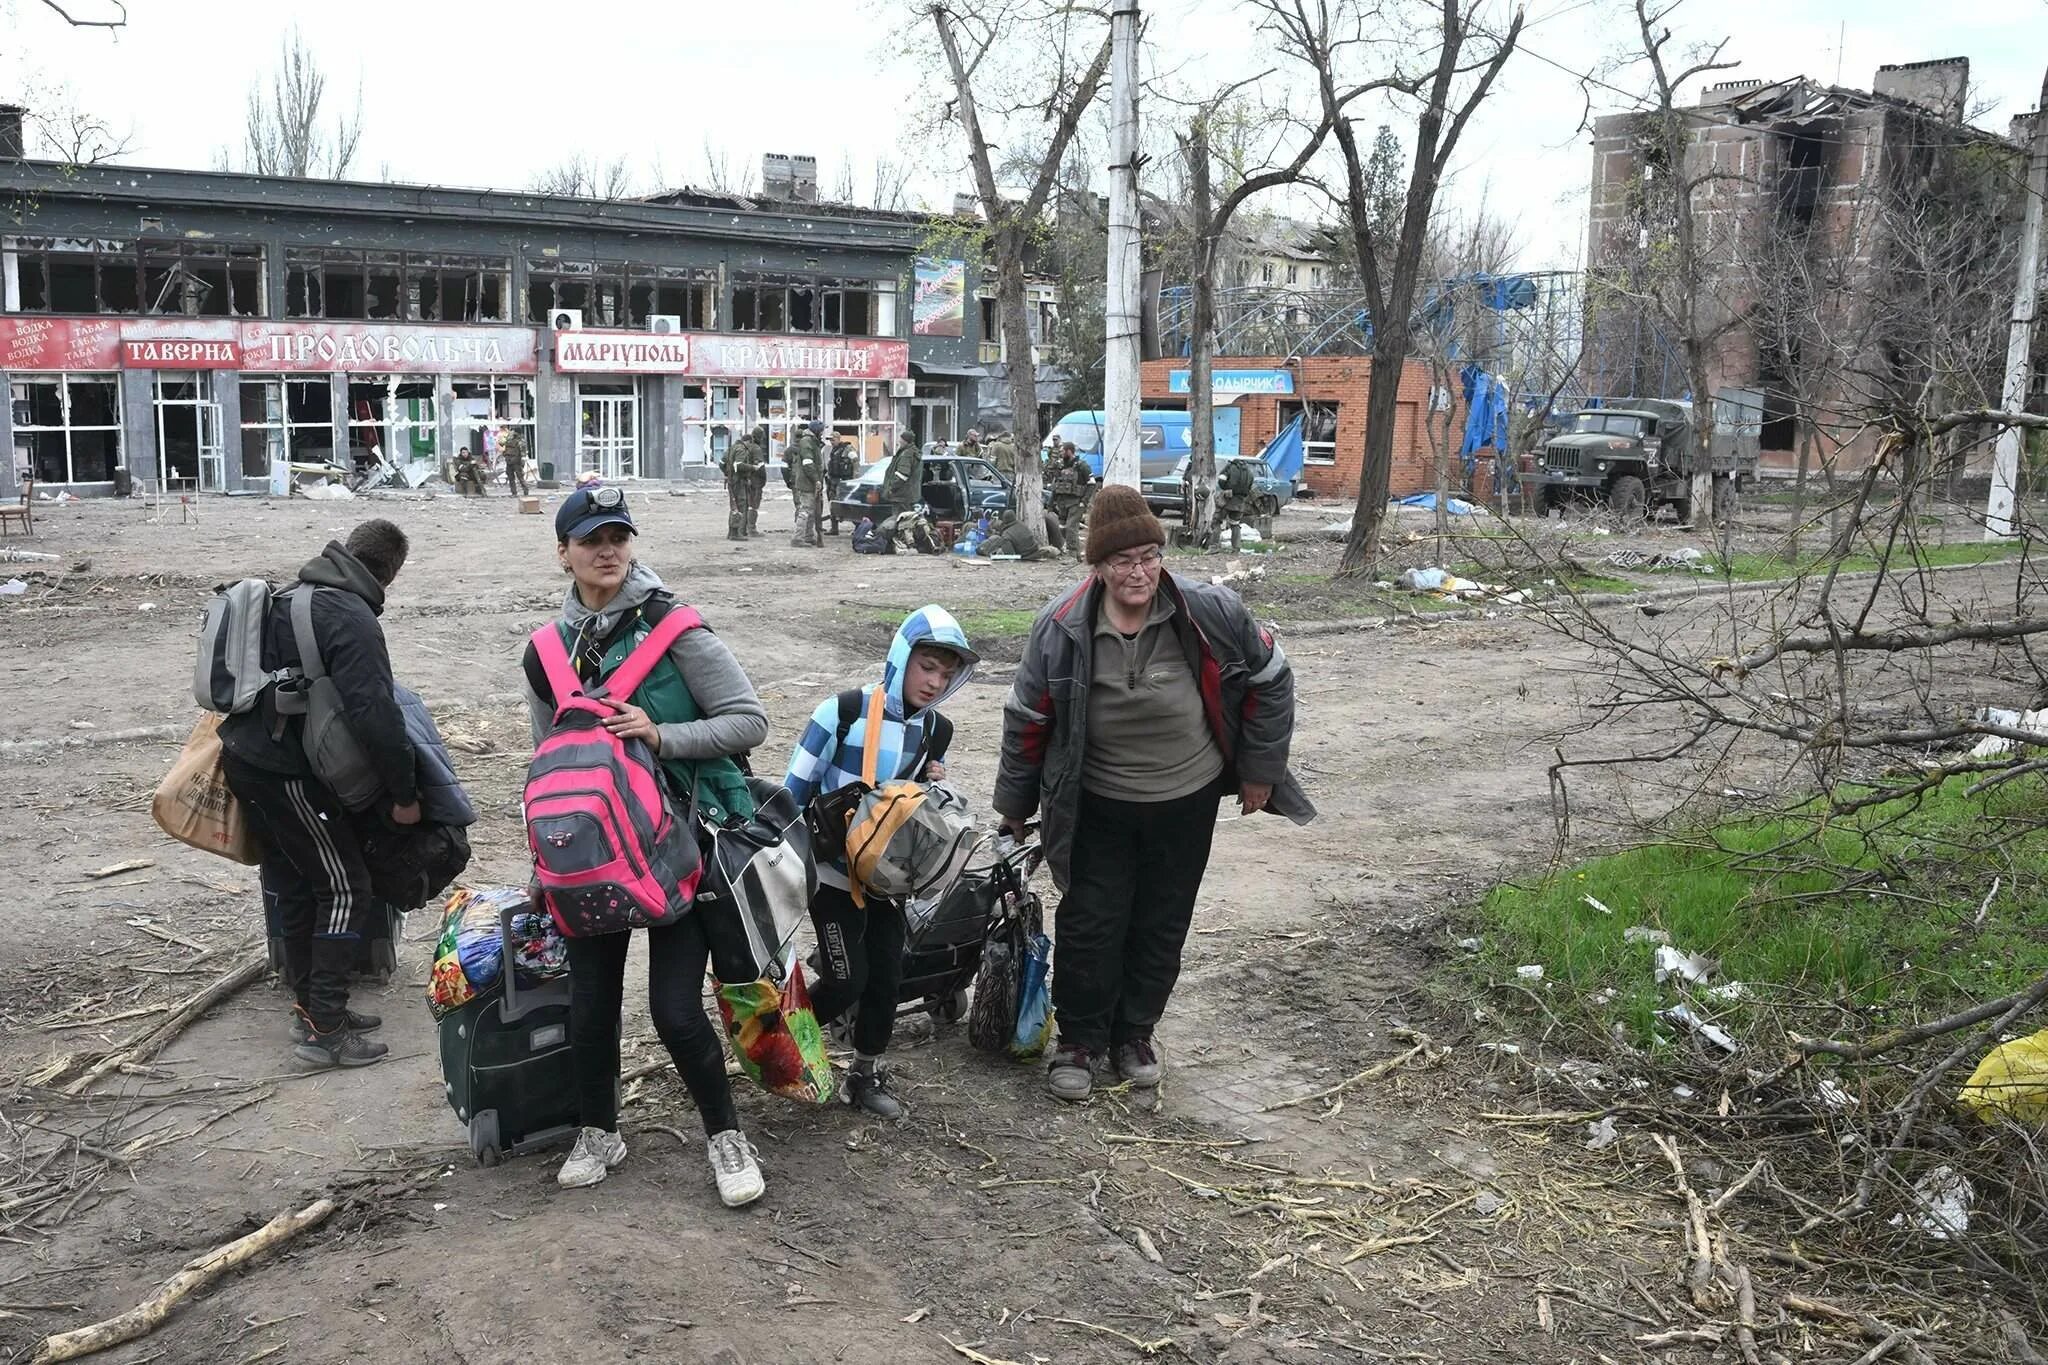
{"left": 992, "top": 486, "right": 1316, "bottom": 1102}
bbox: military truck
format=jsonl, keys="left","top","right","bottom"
{"left": 1522, "top": 396, "right": 1759, "bottom": 522}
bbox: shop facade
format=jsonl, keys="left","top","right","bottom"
{"left": 2, "top": 159, "right": 928, "bottom": 496}
{"left": 1138, "top": 354, "right": 1454, "bottom": 500}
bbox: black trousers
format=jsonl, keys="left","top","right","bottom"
{"left": 1052, "top": 781, "right": 1223, "bottom": 1053}
{"left": 563, "top": 917, "right": 738, "bottom": 1137}
{"left": 807, "top": 884, "right": 907, "bottom": 1058}
{"left": 224, "top": 753, "right": 374, "bottom": 1033}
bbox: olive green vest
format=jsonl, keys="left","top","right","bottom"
{"left": 572, "top": 619, "right": 757, "bottom": 826}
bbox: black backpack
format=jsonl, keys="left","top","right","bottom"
{"left": 828, "top": 444, "right": 858, "bottom": 482}
{"left": 1223, "top": 459, "right": 1256, "bottom": 499}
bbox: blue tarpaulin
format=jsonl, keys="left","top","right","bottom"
{"left": 1256, "top": 415, "right": 1306, "bottom": 484}
{"left": 1458, "top": 363, "right": 1510, "bottom": 479}
{"left": 1394, "top": 492, "right": 1480, "bottom": 516}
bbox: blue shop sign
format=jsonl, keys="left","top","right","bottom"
{"left": 1167, "top": 368, "right": 1295, "bottom": 395}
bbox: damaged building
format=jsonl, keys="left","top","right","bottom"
{"left": 1584, "top": 57, "right": 2045, "bottom": 475}
{"left": 0, "top": 130, "right": 1024, "bottom": 497}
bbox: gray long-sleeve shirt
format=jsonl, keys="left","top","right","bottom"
{"left": 521, "top": 563, "right": 768, "bottom": 760}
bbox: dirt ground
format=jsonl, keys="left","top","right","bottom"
{"left": 0, "top": 487, "right": 2028, "bottom": 1365}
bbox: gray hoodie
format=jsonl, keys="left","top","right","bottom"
{"left": 521, "top": 563, "right": 769, "bottom": 762}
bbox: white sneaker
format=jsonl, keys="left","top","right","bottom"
{"left": 707, "top": 1128, "right": 765, "bottom": 1208}
{"left": 556, "top": 1127, "right": 627, "bottom": 1189}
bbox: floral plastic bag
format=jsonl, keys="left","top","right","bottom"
{"left": 714, "top": 956, "right": 834, "bottom": 1105}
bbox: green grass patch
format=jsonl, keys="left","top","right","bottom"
{"left": 1706, "top": 542, "right": 2016, "bottom": 582}
{"left": 1462, "top": 780, "right": 2048, "bottom": 1057}
{"left": 862, "top": 605, "right": 1039, "bottom": 640}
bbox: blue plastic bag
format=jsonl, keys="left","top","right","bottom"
{"left": 1011, "top": 931, "right": 1053, "bottom": 1059}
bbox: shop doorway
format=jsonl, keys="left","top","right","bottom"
{"left": 911, "top": 382, "right": 956, "bottom": 448}
{"left": 154, "top": 376, "right": 228, "bottom": 491}
{"left": 578, "top": 385, "right": 638, "bottom": 480}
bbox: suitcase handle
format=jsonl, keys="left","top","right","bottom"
{"left": 498, "top": 899, "right": 568, "bottom": 1023}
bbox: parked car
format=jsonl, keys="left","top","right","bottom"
{"left": 831, "top": 451, "right": 1016, "bottom": 528}
{"left": 1142, "top": 454, "right": 1294, "bottom": 522}
{"left": 1049, "top": 408, "right": 1241, "bottom": 482}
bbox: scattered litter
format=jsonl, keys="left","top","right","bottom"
{"left": 1817, "top": 1078, "right": 1856, "bottom": 1112}
{"left": 1653, "top": 945, "right": 1714, "bottom": 984}
{"left": 1589, "top": 988, "right": 1617, "bottom": 1005}
{"left": 1395, "top": 565, "right": 1503, "bottom": 600}
{"left": 1581, "top": 894, "right": 1615, "bottom": 916}
{"left": 1623, "top": 925, "right": 1671, "bottom": 946}
{"left": 1605, "top": 546, "right": 1713, "bottom": 572}
{"left": 0, "top": 547, "right": 60, "bottom": 563}
{"left": 1473, "top": 1192, "right": 1504, "bottom": 1216}
{"left": 1584, "top": 1116, "right": 1619, "bottom": 1151}
{"left": 1548, "top": 1059, "right": 1606, "bottom": 1088}
{"left": 1721, "top": 786, "right": 1769, "bottom": 801}
{"left": 1515, "top": 964, "right": 1545, "bottom": 982}
{"left": 1888, "top": 1164, "right": 1971, "bottom": 1240}
{"left": 1705, "top": 981, "right": 1748, "bottom": 1002}
{"left": 299, "top": 483, "right": 357, "bottom": 501}
{"left": 1454, "top": 936, "right": 1483, "bottom": 951}
{"left": 0, "top": 578, "right": 26, "bottom": 596}
{"left": 1957, "top": 1026, "right": 2048, "bottom": 1122}
{"left": 432, "top": 1202, "right": 449, "bottom": 1213}
{"left": 1672, "top": 1085, "right": 1696, "bottom": 1100}
{"left": 1477, "top": 1042, "right": 1522, "bottom": 1055}
{"left": 1971, "top": 706, "right": 2048, "bottom": 760}
{"left": 1657, "top": 1003, "right": 1739, "bottom": 1053}
{"left": 137, "top": 602, "right": 157, "bottom": 612}
{"left": 69, "top": 720, "right": 95, "bottom": 730}
{"left": 1399, "top": 566, "right": 1450, "bottom": 592}
{"left": 1210, "top": 560, "right": 1267, "bottom": 586}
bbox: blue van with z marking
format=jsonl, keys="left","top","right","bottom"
{"left": 1047, "top": 409, "right": 1242, "bottom": 481}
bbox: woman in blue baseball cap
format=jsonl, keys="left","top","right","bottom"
{"left": 521, "top": 484, "right": 774, "bottom": 1207}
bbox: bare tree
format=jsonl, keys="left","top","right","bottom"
{"left": 1260, "top": 0, "right": 1525, "bottom": 575}
{"left": 870, "top": 155, "right": 914, "bottom": 212}
{"left": 1175, "top": 82, "right": 1350, "bottom": 543}
{"left": 529, "top": 154, "right": 636, "bottom": 200}
{"left": 33, "top": 0, "right": 126, "bottom": 28}
{"left": 21, "top": 88, "right": 132, "bottom": 165}
{"left": 236, "top": 27, "right": 364, "bottom": 179}
{"left": 830, "top": 155, "right": 859, "bottom": 205}
{"left": 923, "top": 0, "right": 1113, "bottom": 551}
{"left": 696, "top": 139, "right": 758, "bottom": 196}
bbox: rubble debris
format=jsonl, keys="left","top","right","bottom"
{"left": 1657, "top": 1003, "right": 1739, "bottom": 1053}
{"left": 0, "top": 547, "right": 61, "bottom": 564}
{"left": 1972, "top": 706, "right": 2048, "bottom": 759}
{"left": 1581, "top": 894, "right": 1615, "bottom": 916}
{"left": 1624, "top": 925, "right": 1671, "bottom": 946}
{"left": 1605, "top": 546, "right": 1713, "bottom": 572}
{"left": 1584, "top": 1116, "right": 1619, "bottom": 1150}
{"left": 1516, "top": 964, "right": 1546, "bottom": 982}
{"left": 1653, "top": 945, "right": 1714, "bottom": 985}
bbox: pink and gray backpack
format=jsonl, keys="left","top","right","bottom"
{"left": 524, "top": 608, "right": 704, "bottom": 936}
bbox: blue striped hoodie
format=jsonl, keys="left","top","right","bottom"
{"left": 784, "top": 606, "right": 978, "bottom": 889}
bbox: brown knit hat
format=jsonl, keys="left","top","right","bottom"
{"left": 1084, "top": 484, "right": 1168, "bottom": 564}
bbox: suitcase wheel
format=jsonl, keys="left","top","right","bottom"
{"left": 934, "top": 989, "right": 969, "bottom": 1023}
{"left": 470, "top": 1110, "right": 502, "bottom": 1168}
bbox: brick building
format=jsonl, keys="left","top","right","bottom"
{"left": 1138, "top": 355, "right": 1456, "bottom": 500}
{"left": 1584, "top": 58, "right": 2039, "bottom": 474}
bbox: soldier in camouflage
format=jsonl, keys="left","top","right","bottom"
{"left": 985, "top": 429, "right": 1018, "bottom": 479}
{"left": 790, "top": 420, "right": 825, "bottom": 548}
{"left": 1046, "top": 440, "right": 1091, "bottom": 555}
{"left": 719, "top": 426, "right": 753, "bottom": 540}
{"left": 743, "top": 425, "right": 768, "bottom": 536}
{"left": 499, "top": 427, "right": 529, "bottom": 497}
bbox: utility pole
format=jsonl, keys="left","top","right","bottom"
{"left": 1987, "top": 70, "right": 2048, "bottom": 540}
{"left": 1102, "top": 0, "right": 1143, "bottom": 488}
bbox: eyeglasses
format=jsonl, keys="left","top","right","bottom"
{"left": 584, "top": 484, "right": 626, "bottom": 510}
{"left": 1104, "top": 549, "right": 1164, "bottom": 576}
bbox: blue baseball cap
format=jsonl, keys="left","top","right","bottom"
{"left": 555, "top": 484, "right": 637, "bottom": 540}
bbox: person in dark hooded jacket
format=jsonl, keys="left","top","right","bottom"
{"left": 218, "top": 519, "right": 419, "bottom": 1070}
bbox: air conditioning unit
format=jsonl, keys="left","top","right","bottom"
{"left": 549, "top": 308, "right": 584, "bottom": 331}
{"left": 890, "top": 378, "right": 916, "bottom": 398}
{"left": 647, "top": 315, "right": 682, "bottom": 335}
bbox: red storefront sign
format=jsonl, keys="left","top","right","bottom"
{"left": 1, "top": 317, "right": 540, "bottom": 374}
{"left": 553, "top": 331, "right": 691, "bottom": 374}
{"left": 121, "top": 319, "right": 241, "bottom": 370}
{"left": 684, "top": 332, "right": 908, "bottom": 381}
{"left": 238, "top": 321, "right": 538, "bottom": 374}
{"left": 0, "top": 316, "right": 122, "bottom": 371}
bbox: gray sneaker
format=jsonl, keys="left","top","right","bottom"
{"left": 707, "top": 1129, "right": 765, "bottom": 1207}
{"left": 292, "top": 1025, "right": 388, "bottom": 1070}
{"left": 1046, "top": 1043, "right": 1094, "bottom": 1102}
{"left": 557, "top": 1127, "right": 628, "bottom": 1188}
{"left": 1115, "top": 1039, "right": 1162, "bottom": 1087}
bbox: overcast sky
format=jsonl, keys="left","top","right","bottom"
{"left": 6, "top": 0, "right": 2044, "bottom": 271}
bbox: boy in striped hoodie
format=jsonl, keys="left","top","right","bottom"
{"left": 784, "top": 606, "right": 978, "bottom": 1117}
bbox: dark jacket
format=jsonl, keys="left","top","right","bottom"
{"left": 217, "top": 542, "right": 419, "bottom": 806}
{"left": 397, "top": 684, "right": 476, "bottom": 828}
{"left": 993, "top": 571, "right": 1314, "bottom": 890}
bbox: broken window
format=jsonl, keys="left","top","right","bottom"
{"left": 654, "top": 266, "right": 717, "bottom": 328}
{"left": 348, "top": 377, "right": 437, "bottom": 469}
{"left": 4, "top": 237, "right": 262, "bottom": 316}
{"left": 10, "top": 373, "right": 122, "bottom": 484}
{"left": 1278, "top": 399, "right": 1339, "bottom": 464}
{"left": 241, "top": 376, "right": 337, "bottom": 474}
{"left": 788, "top": 283, "right": 817, "bottom": 333}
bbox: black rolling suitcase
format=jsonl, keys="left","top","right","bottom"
{"left": 436, "top": 900, "right": 582, "bottom": 1166}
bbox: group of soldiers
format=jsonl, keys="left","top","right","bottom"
{"left": 718, "top": 421, "right": 1103, "bottom": 557}
{"left": 451, "top": 427, "right": 529, "bottom": 497}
